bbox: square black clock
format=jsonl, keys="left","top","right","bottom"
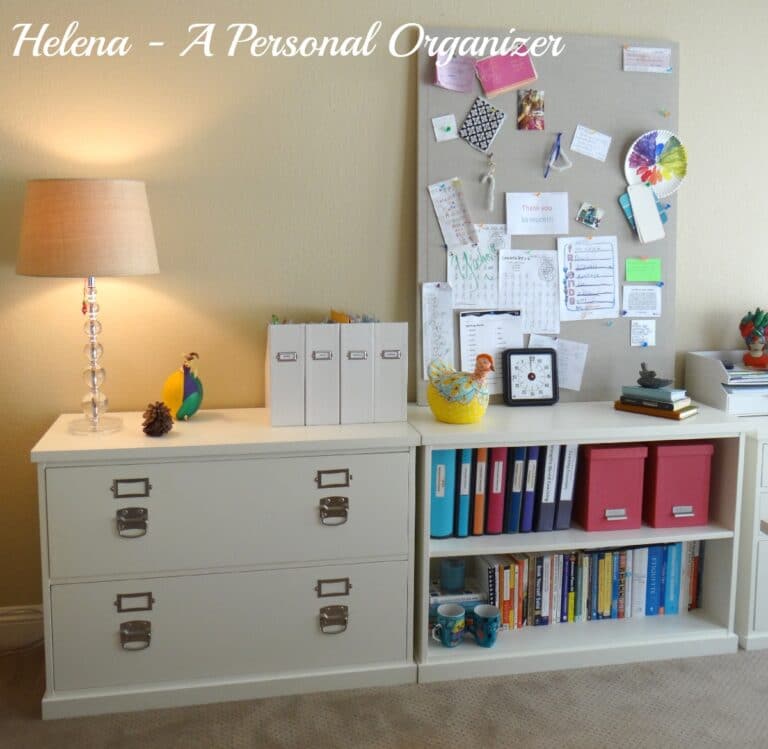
{"left": 502, "top": 348, "right": 559, "bottom": 406}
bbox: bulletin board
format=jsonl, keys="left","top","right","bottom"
{"left": 417, "top": 28, "right": 680, "bottom": 405}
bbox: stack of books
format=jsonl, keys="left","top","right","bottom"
{"left": 614, "top": 384, "right": 698, "bottom": 420}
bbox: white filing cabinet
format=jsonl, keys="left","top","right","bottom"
{"left": 31, "top": 409, "right": 419, "bottom": 718}
{"left": 735, "top": 429, "right": 768, "bottom": 648}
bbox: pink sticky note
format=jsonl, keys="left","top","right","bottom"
{"left": 475, "top": 46, "right": 538, "bottom": 98}
{"left": 434, "top": 54, "right": 476, "bottom": 93}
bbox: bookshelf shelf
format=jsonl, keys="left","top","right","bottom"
{"left": 419, "top": 610, "right": 735, "bottom": 682}
{"left": 410, "top": 403, "right": 744, "bottom": 683}
{"left": 430, "top": 524, "right": 734, "bottom": 558}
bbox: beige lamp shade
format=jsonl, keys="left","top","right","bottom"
{"left": 17, "top": 179, "right": 159, "bottom": 277}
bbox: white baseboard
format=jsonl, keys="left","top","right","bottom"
{"left": 0, "top": 605, "right": 43, "bottom": 651}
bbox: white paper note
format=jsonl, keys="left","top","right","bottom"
{"left": 529, "top": 334, "right": 588, "bottom": 391}
{"left": 432, "top": 114, "right": 458, "bottom": 142}
{"left": 623, "top": 46, "right": 672, "bottom": 74}
{"left": 622, "top": 285, "right": 662, "bottom": 318}
{"left": 570, "top": 125, "right": 612, "bottom": 162}
{"left": 506, "top": 192, "right": 569, "bottom": 236}
{"left": 448, "top": 244, "right": 499, "bottom": 308}
{"left": 631, "top": 319, "right": 657, "bottom": 347}
{"left": 459, "top": 311, "right": 523, "bottom": 395}
{"left": 473, "top": 223, "right": 510, "bottom": 252}
{"left": 428, "top": 178, "right": 478, "bottom": 249}
{"left": 422, "top": 282, "right": 454, "bottom": 379}
{"left": 498, "top": 249, "right": 560, "bottom": 334}
{"left": 558, "top": 236, "right": 620, "bottom": 321}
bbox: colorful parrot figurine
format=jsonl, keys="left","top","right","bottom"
{"left": 427, "top": 354, "right": 494, "bottom": 424}
{"left": 162, "top": 352, "right": 204, "bottom": 420}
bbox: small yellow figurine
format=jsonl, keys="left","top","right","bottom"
{"left": 427, "top": 354, "right": 494, "bottom": 424}
{"left": 162, "top": 352, "right": 204, "bottom": 421}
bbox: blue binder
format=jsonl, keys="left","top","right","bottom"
{"left": 520, "top": 446, "right": 540, "bottom": 533}
{"left": 454, "top": 449, "right": 473, "bottom": 537}
{"left": 430, "top": 449, "right": 456, "bottom": 538}
{"left": 504, "top": 446, "right": 527, "bottom": 533}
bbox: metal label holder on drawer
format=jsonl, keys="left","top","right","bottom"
{"left": 686, "top": 349, "right": 768, "bottom": 416}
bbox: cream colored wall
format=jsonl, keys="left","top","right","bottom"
{"left": 0, "top": 0, "right": 764, "bottom": 605}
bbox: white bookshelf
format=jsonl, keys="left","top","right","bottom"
{"left": 409, "top": 402, "right": 744, "bottom": 683}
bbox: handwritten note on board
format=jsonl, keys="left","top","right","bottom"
{"left": 434, "top": 53, "right": 477, "bottom": 92}
{"left": 421, "top": 282, "right": 454, "bottom": 379}
{"left": 448, "top": 244, "right": 499, "bottom": 309}
{"left": 529, "top": 334, "right": 589, "bottom": 391}
{"left": 428, "top": 178, "right": 478, "bottom": 249}
{"left": 570, "top": 125, "right": 612, "bottom": 162}
{"left": 558, "top": 236, "right": 620, "bottom": 321}
{"left": 631, "top": 319, "right": 657, "bottom": 347}
{"left": 498, "top": 249, "right": 560, "bottom": 334}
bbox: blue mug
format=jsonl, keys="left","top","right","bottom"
{"left": 431, "top": 603, "right": 465, "bottom": 648}
{"left": 469, "top": 604, "right": 500, "bottom": 648}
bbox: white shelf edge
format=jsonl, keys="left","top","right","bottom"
{"left": 418, "top": 613, "right": 736, "bottom": 681}
{"left": 429, "top": 524, "right": 733, "bottom": 558}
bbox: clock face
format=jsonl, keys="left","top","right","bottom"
{"left": 502, "top": 348, "right": 559, "bottom": 406}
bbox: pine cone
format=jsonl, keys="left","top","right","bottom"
{"left": 142, "top": 401, "right": 174, "bottom": 437}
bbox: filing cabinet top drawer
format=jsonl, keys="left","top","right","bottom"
{"left": 31, "top": 408, "right": 420, "bottom": 465}
{"left": 45, "top": 451, "right": 412, "bottom": 578}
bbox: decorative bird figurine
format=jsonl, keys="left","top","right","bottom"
{"left": 427, "top": 354, "right": 494, "bottom": 424}
{"left": 162, "top": 352, "right": 204, "bottom": 421}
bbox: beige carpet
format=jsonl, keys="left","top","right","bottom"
{"left": 3, "top": 645, "right": 768, "bottom": 748}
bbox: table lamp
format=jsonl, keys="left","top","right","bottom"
{"left": 17, "top": 179, "right": 159, "bottom": 434}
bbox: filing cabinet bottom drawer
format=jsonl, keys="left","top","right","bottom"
{"left": 51, "top": 561, "right": 408, "bottom": 691}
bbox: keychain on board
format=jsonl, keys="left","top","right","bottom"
{"left": 480, "top": 153, "right": 496, "bottom": 211}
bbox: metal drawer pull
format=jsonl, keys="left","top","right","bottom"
{"left": 315, "top": 577, "right": 352, "bottom": 598}
{"left": 276, "top": 351, "right": 298, "bottom": 362}
{"left": 347, "top": 350, "right": 368, "bottom": 361}
{"left": 319, "top": 605, "right": 348, "bottom": 634}
{"left": 116, "top": 507, "right": 148, "bottom": 538}
{"left": 381, "top": 349, "right": 402, "bottom": 360}
{"left": 312, "top": 350, "right": 333, "bottom": 361}
{"left": 672, "top": 505, "right": 695, "bottom": 518}
{"left": 120, "top": 620, "right": 151, "bottom": 650}
{"left": 604, "top": 508, "right": 628, "bottom": 521}
{"left": 114, "top": 592, "right": 155, "bottom": 613}
{"left": 319, "top": 496, "right": 349, "bottom": 525}
{"left": 315, "top": 469, "right": 351, "bottom": 488}
{"left": 111, "top": 478, "right": 152, "bottom": 499}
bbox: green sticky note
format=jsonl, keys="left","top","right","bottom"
{"left": 626, "top": 257, "right": 662, "bottom": 283}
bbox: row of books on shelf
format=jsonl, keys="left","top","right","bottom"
{"left": 614, "top": 384, "right": 699, "bottom": 421}
{"left": 429, "top": 542, "right": 703, "bottom": 631}
{"left": 430, "top": 444, "right": 578, "bottom": 538}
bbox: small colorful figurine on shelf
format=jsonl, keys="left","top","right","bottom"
{"left": 740, "top": 309, "right": 768, "bottom": 368}
{"left": 637, "top": 362, "right": 672, "bottom": 389}
{"left": 162, "top": 352, "right": 204, "bottom": 420}
{"left": 427, "top": 354, "right": 494, "bottom": 424}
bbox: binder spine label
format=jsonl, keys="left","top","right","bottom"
{"left": 559, "top": 444, "right": 578, "bottom": 500}
{"left": 435, "top": 465, "right": 446, "bottom": 497}
{"left": 460, "top": 463, "right": 471, "bottom": 495}
{"left": 525, "top": 462, "right": 537, "bottom": 492}
{"left": 476, "top": 462, "right": 486, "bottom": 492}
{"left": 493, "top": 462, "right": 504, "bottom": 494}
{"left": 512, "top": 460, "right": 525, "bottom": 492}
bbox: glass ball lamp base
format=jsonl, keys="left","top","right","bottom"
{"left": 69, "top": 415, "right": 123, "bottom": 434}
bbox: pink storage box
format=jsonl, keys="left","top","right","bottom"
{"left": 643, "top": 442, "right": 713, "bottom": 528}
{"left": 575, "top": 445, "right": 648, "bottom": 531}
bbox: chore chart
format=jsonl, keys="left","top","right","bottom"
{"left": 427, "top": 178, "right": 478, "bottom": 249}
{"left": 557, "top": 236, "right": 619, "bottom": 321}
